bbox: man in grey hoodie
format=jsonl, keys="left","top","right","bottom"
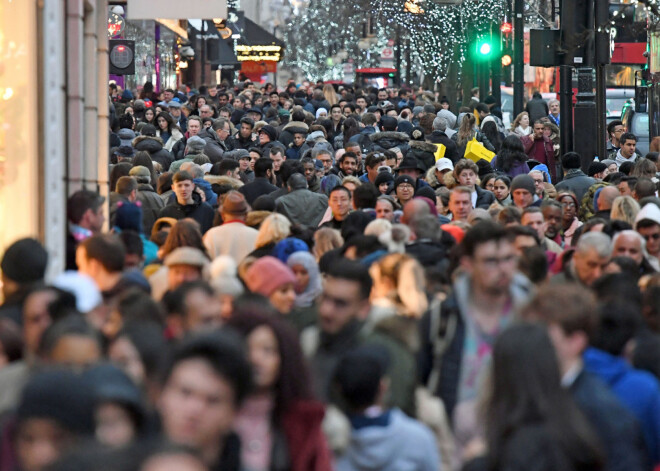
{"left": 334, "top": 345, "right": 440, "bottom": 471}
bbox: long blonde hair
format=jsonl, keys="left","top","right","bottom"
{"left": 369, "top": 253, "right": 428, "bottom": 318}
{"left": 456, "top": 113, "right": 477, "bottom": 147}
{"left": 323, "top": 84, "right": 338, "bottom": 106}
{"left": 313, "top": 228, "right": 343, "bottom": 260}
{"left": 610, "top": 196, "right": 640, "bottom": 226}
{"left": 255, "top": 213, "right": 291, "bottom": 248}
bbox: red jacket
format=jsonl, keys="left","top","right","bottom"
{"left": 281, "top": 400, "right": 333, "bottom": 471}
{"left": 521, "top": 134, "right": 557, "bottom": 181}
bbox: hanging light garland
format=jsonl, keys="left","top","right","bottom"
{"left": 283, "top": 0, "right": 389, "bottom": 81}
{"left": 372, "top": 0, "right": 507, "bottom": 82}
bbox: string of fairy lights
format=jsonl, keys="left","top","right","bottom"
{"left": 284, "top": 0, "right": 507, "bottom": 82}
{"left": 283, "top": 0, "right": 656, "bottom": 83}
{"left": 372, "top": 0, "right": 507, "bottom": 82}
{"left": 283, "top": 0, "right": 389, "bottom": 81}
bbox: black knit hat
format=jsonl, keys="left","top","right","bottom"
{"left": 394, "top": 174, "right": 416, "bottom": 191}
{"left": 1, "top": 238, "right": 48, "bottom": 284}
{"left": 258, "top": 125, "right": 278, "bottom": 142}
{"left": 374, "top": 171, "right": 394, "bottom": 187}
{"left": 588, "top": 161, "right": 607, "bottom": 177}
{"left": 17, "top": 369, "right": 95, "bottom": 435}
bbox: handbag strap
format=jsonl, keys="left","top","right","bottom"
{"left": 426, "top": 292, "right": 457, "bottom": 393}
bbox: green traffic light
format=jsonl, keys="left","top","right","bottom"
{"left": 479, "top": 42, "right": 492, "bottom": 56}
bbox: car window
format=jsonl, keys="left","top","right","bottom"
{"left": 632, "top": 113, "right": 649, "bottom": 137}
{"left": 605, "top": 98, "right": 630, "bottom": 116}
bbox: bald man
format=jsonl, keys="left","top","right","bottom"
{"left": 594, "top": 186, "right": 620, "bottom": 220}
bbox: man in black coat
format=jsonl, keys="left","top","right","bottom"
{"left": 238, "top": 157, "right": 278, "bottom": 206}
{"left": 555, "top": 152, "right": 596, "bottom": 202}
{"left": 158, "top": 170, "right": 214, "bottom": 234}
{"left": 525, "top": 91, "right": 549, "bottom": 124}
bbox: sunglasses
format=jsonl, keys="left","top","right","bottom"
{"left": 642, "top": 233, "right": 660, "bottom": 241}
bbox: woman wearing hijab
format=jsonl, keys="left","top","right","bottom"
{"left": 287, "top": 251, "right": 323, "bottom": 331}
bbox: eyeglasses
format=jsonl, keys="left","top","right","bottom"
{"left": 475, "top": 254, "right": 517, "bottom": 267}
{"left": 561, "top": 201, "right": 576, "bottom": 208}
{"left": 397, "top": 183, "right": 414, "bottom": 190}
{"left": 642, "top": 233, "right": 660, "bottom": 241}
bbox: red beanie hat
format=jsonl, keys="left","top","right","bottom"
{"left": 245, "top": 256, "right": 297, "bottom": 297}
{"left": 441, "top": 224, "right": 466, "bottom": 244}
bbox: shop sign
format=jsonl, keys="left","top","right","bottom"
{"left": 235, "top": 44, "right": 283, "bottom": 62}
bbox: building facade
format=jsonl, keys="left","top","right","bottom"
{"left": 0, "top": 0, "right": 109, "bottom": 277}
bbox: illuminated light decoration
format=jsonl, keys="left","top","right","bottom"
{"left": 371, "top": 0, "right": 506, "bottom": 82}
{"left": 283, "top": 0, "right": 389, "bottom": 81}
{"left": 501, "top": 54, "right": 512, "bottom": 66}
{"left": 235, "top": 44, "right": 283, "bottom": 62}
{"left": 107, "top": 11, "right": 125, "bottom": 38}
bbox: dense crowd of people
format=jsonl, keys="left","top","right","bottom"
{"left": 1, "top": 78, "right": 660, "bottom": 471}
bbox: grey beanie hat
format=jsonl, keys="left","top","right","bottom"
{"left": 437, "top": 109, "right": 457, "bottom": 129}
{"left": 510, "top": 174, "right": 536, "bottom": 195}
{"left": 225, "top": 149, "right": 250, "bottom": 160}
{"left": 186, "top": 136, "right": 206, "bottom": 153}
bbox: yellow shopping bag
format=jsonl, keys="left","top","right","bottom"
{"left": 434, "top": 144, "right": 446, "bottom": 162}
{"left": 465, "top": 138, "right": 495, "bottom": 163}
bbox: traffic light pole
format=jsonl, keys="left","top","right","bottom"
{"left": 559, "top": 66, "right": 574, "bottom": 155}
{"left": 492, "top": 23, "right": 502, "bottom": 105}
{"left": 595, "top": 64, "right": 607, "bottom": 159}
{"left": 513, "top": 0, "right": 524, "bottom": 116}
{"left": 479, "top": 61, "right": 489, "bottom": 101}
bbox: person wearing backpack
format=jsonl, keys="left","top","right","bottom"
{"left": 417, "top": 221, "right": 533, "bottom": 464}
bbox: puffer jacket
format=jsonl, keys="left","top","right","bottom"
{"left": 133, "top": 135, "right": 174, "bottom": 170}
{"left": 279, "top": 121, "right": 309, "bottom": 148}
{"left": 370, "top": 131, "right": 411, "bottom": 155}
{"left": 406, "top": 140, "right": 437, "bottom": 172}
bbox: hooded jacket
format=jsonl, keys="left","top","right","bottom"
{"left": 370, "top": 131, "right": 410, "bottom": 155}
{"left": 584, "top": 347, "right": 660, "bottom": 464}
{"left": 336, "top": 409, "right": 439, "bottom": 471}
{"left": 406, "top": 140, "right": 437, "bottom": 172}
{"left": 417, "top": 273, "right": 533, "bottom": 417}
{"left": 428, "top": 131, "right": 459, "bottom": 163}
{"left": 132, "top": 135, "right": 174, "bottom": 170}
{"left": 279, "top": 121, "right": 310, "bottom": 148}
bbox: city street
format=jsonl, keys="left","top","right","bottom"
{"left": 1, "top": 0, "right": 660, "bottom": 470}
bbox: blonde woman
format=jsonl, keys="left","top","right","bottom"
{"left": 610, "top": 195, "right": 641, "bottom": 226}
{"left": 249, "top": 213, "right": 291, "bottom": 258}
{"left": 366, "top": 253, "right": 428, "bottom": 414}
{"left": 312, "top": 227, "right": 343, "bottom": 261}
{"left": 323, "top": 83, "right": 338, "bottom": 106}
{"left": 511, "top": 111, "right": 532, "bottom": 136}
